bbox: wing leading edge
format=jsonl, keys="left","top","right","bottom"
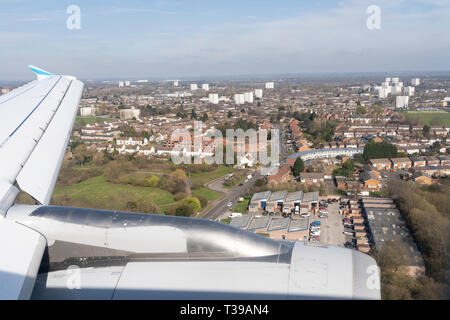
{"left": 0, "top": 66, "right": 84, "bottom": 211}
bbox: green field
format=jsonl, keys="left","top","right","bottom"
{"left": 232, "top": 196, "right": 251, "bottom": 214}
{"left": 190, "top": 166, "right": 235, "bottom": 185}
{"left": 192, "top": 187, "right": 221, "bottom": 201}
{"left": 75, "top": 116, "right": 114, "bottom": 127}
{"left": 400, "top": 111, "right": 450, "bottom": 126}
{"left": 52, "top": 175, "right": 174, "bottom": 206}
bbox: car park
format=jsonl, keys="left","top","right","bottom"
{"left": 300, "top": 213, "right": 310, "bottom": 217}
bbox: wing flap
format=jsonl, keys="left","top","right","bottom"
{"left": 16, "top": 80, "right": 84, "bottom": 205}
{"left": 0, "top": 218, "right": 47, "bottom": 299}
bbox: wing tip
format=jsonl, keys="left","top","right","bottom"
{"left": 28, "top": 65, "right": 53, "bottom": 80}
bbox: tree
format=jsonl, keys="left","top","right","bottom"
{"left": 342, "top": 159, "right": 354, "bottom": 172}
{"left": 423, "top": 125, "right": 431, "bottom": 137}
{"left": 431, "top": 141, "right": 441, "bottom": 154}
{"left": 145, "top": 175, "right": 160, "bottom": 187}
{"left": 201, "top": 113, "right": 208, "bottom": 121}
{"left": 375, "top": 240, "right": 409, "bottom": 272}
{"left": 293, "top": 157, "right": 305, "bottom": 176}
{"left": 363, "top": 141, "right": 398, "bottom": 161}
{"left": 196, "top": 195, "right": 208, "bottom": 208}
{"left": 190, "top": 109, "right": 197, "bottom": 120}
{"left": 255, "top": 178, "right": 265, "bottom": 186}
{"left": 73, "top": 144, "right": 92, "bottom": 166}
{"left": 227, "top": 110, "right": 233, "bottom": 118}
{"left": 182, "top": 197, "right": 202, "bottom": 213}
{"left": 174, "top": 204, "right": 194, "bottom": 217}
{"left": 356, "top": 105, "right": 367, "bottom": 115}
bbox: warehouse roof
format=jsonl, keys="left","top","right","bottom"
{"left": 267, "top": 218, "right": 290, "bottom": 232}
{"left": 364, "top": 207, "right": 424, "bottom": 268}
{"left": 288, "top": 217, "right": 309, "bottom": 232}
{"left": 268, "top": 190, "right": 288, "bottom": 202}
{"left": 230, "top": 215, "right": 252, "bottom": 229}
{"left": 250, "top": 191, "right": 271, "bottom": 202}
{"left": 247, "top": 216, "right": 271, "bottom": 231}
{"left": 302, "top": 191, "right": 319, "bottom": 203}
{"left": 285, "top": 191, "right": 303, "bottom": 203}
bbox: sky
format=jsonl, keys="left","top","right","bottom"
{"left": 0, "top": 0, "right": 449, "bottom": 81}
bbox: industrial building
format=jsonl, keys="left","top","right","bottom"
{"left": 230, "top": 215, "right": 309, "bottom": 240}
{"left": 362, "top": 198, "right": 425, "bottom": 277}
{"left": 248, "top": 190, "right": 319, "bottom": 214}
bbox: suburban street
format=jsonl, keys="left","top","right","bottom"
{"left": 201, "top": 170, "right": 261, "bottom": 221}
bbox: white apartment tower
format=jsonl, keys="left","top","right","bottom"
{"left": 173, "top": 81, "right": 179, "bottom": 87}
{"left": 234, "top": 93, "right": 245, "bottom": 105}
{"left": 118, "top": 81, "right": 124, "bottom": 87}
{"left": 255, "top": 89, "right": 263, "bottom": 99}
{"left": 265, "top": 82, "right": 274, "bottom": 89}
{"left": 244, "top": 92, "right": 254, "bottom": 103}
{"left": 404, "top": 86, "right": 415, "bottom": 96}
{"left": 202, "top": 84, "right": 209, "bottom": 91}
{"left": 411, "top": 78, "right": 420, "bottom": 86}
{"left": 208, "top": 93, "right": 219, "bottom": 104}
{"left": 396, "top": 96, "right": 409, "bottom": 109}
{"left": 190, "top": 84, "right": 198, "bottom": 91}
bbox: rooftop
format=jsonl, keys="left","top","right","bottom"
{"left": 247, "top": 216, "right": 271, "bottom": 231}
{"left": 250, "top": 191, "right": 271, "bottom": 202}
{"left": 285, "top": 191, "right": 303, "bottom": 202}
{"left": 267, "top": 218, "right": 290, "bottom": 232}
{"left": 288, "top": 217, "right": 309, "bottom": 232}
{"left": 302, "top": 191, "right": 319, "bottom": 203}
{"left": 229, "top": 215, "right": 252, "bottom": 228}
{"left": 268, "top": 190, "right": 288, "bottom": 202}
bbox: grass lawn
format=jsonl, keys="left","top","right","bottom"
{"left": 220, "top": 218, "right": 231, "bottom": 224}
{"left": 400, "top": 111, "right": 450, "bottom": 126}
{"left": 192, "top": 187, "right": 221, "bottom": 201}
{"left": 75, "top": 116, "right": 114, "bottom": 127}
{"left": 190, "top": 166, "right": 235, "bottom": 185}
{"left": 52, "top": 175, "right": 174, "bottom": 206}
{"left": 231, "top": 196, "right": 251, "bottom": 214}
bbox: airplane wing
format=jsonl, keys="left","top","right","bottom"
{"left": 0, "top": 66, "right": 84, "bottom": 299}
{"left": 0, "top": 66, "right": 84, "bottom": 209}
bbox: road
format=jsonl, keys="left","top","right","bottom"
{"left": 202, "top": 171, "right": 261, "bottom": 221}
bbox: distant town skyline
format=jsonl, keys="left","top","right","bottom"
{"left": 1, "top": 0, "right": 450, "bottom": 81}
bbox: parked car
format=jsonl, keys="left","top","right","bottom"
{"left": 310, "top": 236, "right": 320, "bottom": 243}
{"left": 311, "top": 221, "right": 321, "bottom": 226}
{"left": 227, "top": 202, "right": 233, "bottom": 207}
{"left": 319, "top": 214, "right": 328, "bottom": 218}
{"left": 343, "top": 231, "right": 354, "bottom": 236}
{"left": 300, "top": 213, "right": 310, "bottom": 217}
